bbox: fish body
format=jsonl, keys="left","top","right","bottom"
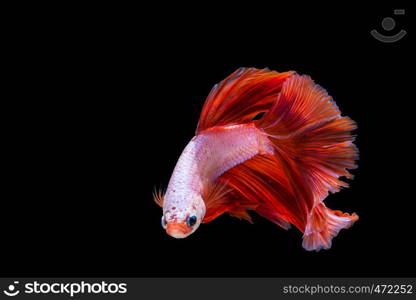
{"left": 154, "top": 68, "right": 358, "bottom": 251}
{"left": 162, "top": 124, "right": 273, "bottom": 237}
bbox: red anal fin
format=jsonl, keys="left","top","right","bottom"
{"left": 219, "top": 154, "right": 310, "bottom": 231}
{"left": 255, "top": 205, "right": 291, "bottom": 230}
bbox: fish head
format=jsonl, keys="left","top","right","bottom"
{"left": 161, "top": 195, "right": 206, "bottom": 239}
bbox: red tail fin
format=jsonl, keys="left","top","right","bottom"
{"left": 302, "top": 203, "right": 358, "bottom": 251}
{"left": 258, "top": 74, "right": 358, "bottom": 206}
{"left": 259, "top": 74, "right": 359, "bottom": 250}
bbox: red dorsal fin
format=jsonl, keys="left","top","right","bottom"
{"left": 196, "top": 67, "right": 293, "bottom": 133}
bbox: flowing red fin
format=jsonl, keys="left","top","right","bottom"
{"left": 201, "top": 179, "right": 232, "bottom": 223}
{"left": 196, "top": 67, "right": 293, "bottom": 133}
{"left": 196, "top": 70, "right": 358, "bottom": 250}
{"left": 219, "top": 154, "right": 310, "bottom": 231}
{"left": 255, "top": 205, "right": 291, "bottom": 230}
{"left": 228, "top": 207, "right": 254, "bottom": 223}
{"left": 152, "top": 187, "right": 164, "bottom": 207}
{"left": 258, "top": 74, "right": 358, "bottom": 205}
{"left": 302, "top": 203, "right": 358, "bottom": 251}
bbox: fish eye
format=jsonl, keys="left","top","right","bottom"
{"left": 186, "top": 215, "right": 197, "bottom": 227}
{"left": 161, "top": 216, "right": 167, "bottom": 229}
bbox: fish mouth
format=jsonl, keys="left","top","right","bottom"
{"left": 166, "top": 221, "right": 191, "bottom": 239}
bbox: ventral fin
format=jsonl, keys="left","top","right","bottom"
{"left": 152, "top": 187, "right": 165, "bottom": 207}
{"left": 228, "top": 204, "right": 258, "bottom": 223}
{"left": 201, "top": 179, "right": 232, "bottom": 223}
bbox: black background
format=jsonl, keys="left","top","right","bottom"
{"left": 3, "top": 4, "right": 414, "bottom": 277}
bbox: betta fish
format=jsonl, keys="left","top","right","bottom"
{"left": 154, "top": 67, "right": 358, "bottom": 251}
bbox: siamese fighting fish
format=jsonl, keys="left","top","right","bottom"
{"left": 154, "top": 67, "right": 358, "bottom": 251}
